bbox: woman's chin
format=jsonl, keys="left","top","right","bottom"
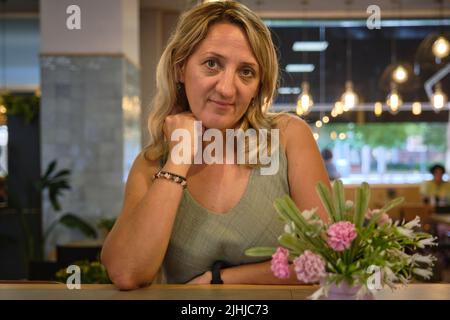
{"left": 199, "top": 116, "right": 234, "bottom": 131}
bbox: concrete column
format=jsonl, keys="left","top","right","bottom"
{"left": 39, "top": 0, "right": 141, "bottom": 250}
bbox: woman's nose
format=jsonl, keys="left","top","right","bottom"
{"left": 215, "top": 69, "right": 236, "bottom": 99}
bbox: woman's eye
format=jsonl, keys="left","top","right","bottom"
{"left": 241, "top": 68, "right": 254, "bottom": 77}
{"left": 205, "top": 59, "right": 218, "bottom": 69}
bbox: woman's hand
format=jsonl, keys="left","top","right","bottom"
{"left": 186, "top": 271, "right": 212, "bottom": 285}
{"left": 163, "top": 111, "right": 204, "bottom": 166}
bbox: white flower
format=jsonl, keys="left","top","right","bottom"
{"left": 412, "top": 254, "right": 436, "bottom": 265}
{"left": 284, "top": 221, "right": 295, "bottom": 234}
{"left": 309, "top": 286, "right": 327, "bottom": 300}
{"left": 417, "top": 237, "right": 438, "bottom": 248}
{"left": 398, "top": 275, "right": 410, "bottom": 286}
{"left": 397, "top": 227, "right": 414, "bottom": 238}
{"left": 412, "top": 268, "right": 433, "bottom": 279}
{"left": 383, "top": 266, "right": 399, "bottom": 285}
{"left": 301, "top": 208, "right": 317, "bottom": 220}
{"left": 403, "top": 216, "right": 421, "bottom": 229}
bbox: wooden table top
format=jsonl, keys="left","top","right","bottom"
{"left": 0, "top": 283, "right": 449, "bottom": 300}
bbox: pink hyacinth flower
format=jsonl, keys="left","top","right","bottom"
{"left": 327, "top": 221, "right": 357, "bottom": 252}
{"left": 271, "top": 247, "right": 290, "bottom": 279}
{"left": 293, "top": 250, "right": 325, "bottom": 283}
{"left": 365, "top": 209, "right": 392, "bottom": 226}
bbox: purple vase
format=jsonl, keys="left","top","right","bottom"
{"left": 324, "top": 281, "right": 375, "bottom": 300}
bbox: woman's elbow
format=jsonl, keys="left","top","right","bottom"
{"left": 101, "top": 255, "right": 152, "bottom": 290}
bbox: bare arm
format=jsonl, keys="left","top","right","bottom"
{"left": 101, "top": 112, "right": 201, "bottom": 290}
{"left": 188, "top": 261, "right": 301, "bottom": 285}
{"left": 101, "top": 154, "right": 190, "bottom": 290}
{"left": 284, "top": 115, "right": 331, "bottom": 222}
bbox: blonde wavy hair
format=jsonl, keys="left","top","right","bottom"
{"left": 144, "top": 1, "right": 284, "bottom": 166}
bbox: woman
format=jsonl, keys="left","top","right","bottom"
{"left": 101, "top": 1, "right": 330, "bottom": 290}
{"left": 420, "top": 164, "right": 450, "bottom": 206}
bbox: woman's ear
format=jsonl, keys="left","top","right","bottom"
{"left": 177, "top": 63, "right": 186, "bottom": 83}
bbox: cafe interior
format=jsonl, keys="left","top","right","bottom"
{"left": 0, "top": 0, "right": 449, "bottom": 299}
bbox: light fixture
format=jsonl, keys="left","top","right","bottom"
{"left": 322, "top": 116, "right": 330, "bottom": 123}
{"left": 392, "top": 65, "right": 408, "bottom": 83}
{"left": 432, "top": 0, "right": 450, "bottom": 59}
{"left": 412, "top": 101, "right": 422, "bottom": 115}
{"left": 315, "top": 120, "right": 322, "bottom": 128}
{"left": 278, "top": 87, "right": 301, "bottom": 95}
{"left": 330, "top": 131, "right": 337, "bottom": 140}
{"left": 296, "top": 81, "right": 313, "bottom": 116}
{"left": 331, "top": 109, "right": 338, "bottom": 117}
{"left": 431, "top": 83, "right": 448, "bottom": 112}
{"left": 339, "top": 133, "right": 347, "bottom": 140}
{"left": 340, "top": 19, "right": 359, "bottom": 111}
{"left": 292, "top": 41, "right": 329, "bottom": 52}
{"left": 313, "top": 133, "right": 319, "bottom": 141}
{"left": 341, "top": 81, "right": 358, "bottom": 110}
{"left": 286, "top": 64, "right": 315, "bottom": 73}
{"left": 386, "top": 83, "right": 402, "bottom": 114}
{"left": 334, "top": 101, "right": 344, "bottom": 115}
{"left": 374, "top": 102, "right": 383, "bottom": 117}
{"left": 432, "top": 36, "right": 450, "bottom": 59}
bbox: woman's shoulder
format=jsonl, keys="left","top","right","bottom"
{"left": 272, "top": 113, "right": 313, "bottom": 149}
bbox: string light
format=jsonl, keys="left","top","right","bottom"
{"left": 392, "top": 65, "right": 408, "bottom": 84}
{"left": 412, "top": 101, "right": 422, "bottom": 115}
{"left": 374, "top": 102, "right": 383, "bottom": 117}
{"left": 341, "top": 81, "right": 358, "bottom": 111}
{"left": 386, "top": 84, "right": 402, "bottom": 114}
{"left": 432, "top": 36, "right": 450, "bottom": 59}
{"left": 296, "top": 81, "right": 313, "bottom": 116}
{"left": 431, "top": 83, "right": 448, "bottom": 112}
{"left": 330, "top": 131, "right": 337, "bottom": 140}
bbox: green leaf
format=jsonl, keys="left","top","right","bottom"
{"left": 245, "top": 247, "right": 276, "bottom": 257}
{"left": 274, "top": 196, "right": 309, "bottom": 231}
{"left": 59, "top": 213, "right": 98, "bottom": 239}
{"left": 52, "top": 169, "right": 71, "bottom": 180}
{"left": 333, "top": 180, "right": 346, "bottom": 221}
{"left": 43, "top": 160, "right": 57, "bottom": 180}
{"left": 379, "top": 197, "right": 405, "bottom": 214}
{"left": 354, "top": 182, "right": 370, "bottom": 228}
{"left": 316, "top": 181, "right": 337, "bottom": 222}
{"left": 278, "top": 234, "right": 303, "bottom": 254}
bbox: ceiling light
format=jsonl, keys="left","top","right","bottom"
{"left": 286, "top": 64, "right": 315, "bottom": 73}
{"left": 292, "top": 41, "right": 329, "bottom": 52}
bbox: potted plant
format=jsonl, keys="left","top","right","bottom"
{"left": 246, "top": 180, "right": 437, "bottom": 300}
{"left": 27, "top": 160, "right": 97, "bottom": 280}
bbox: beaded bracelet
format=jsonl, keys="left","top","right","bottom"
{"left": 152, "top": 170, "right": 187, "bottom": 188}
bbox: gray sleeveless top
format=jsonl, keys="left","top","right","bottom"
{"left": 161, "top": 148, "right": 290, "bottom": 284}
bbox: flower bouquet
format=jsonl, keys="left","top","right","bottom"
{"left": 245, "top": 180, "right": 438, "bottom": 300}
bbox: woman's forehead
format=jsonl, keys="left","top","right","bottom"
{"left": 193, "top": 22, "right": 258, "bottom": 65}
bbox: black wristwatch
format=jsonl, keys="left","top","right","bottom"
{"left": 210, "top": 260, "right": 229, "bottom": 284}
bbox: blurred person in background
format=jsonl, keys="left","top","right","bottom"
{"left": 321, "top": 148, "right": 341, "bottom": 181}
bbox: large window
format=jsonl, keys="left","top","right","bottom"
{"left": 315, "top": 122, "right": 448, "bottom": 184}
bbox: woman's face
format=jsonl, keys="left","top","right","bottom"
{"left": 180, "top": 22, "right": 260, "bottom": 130}
{"left": 433, "top": 168, "right": 444, "bottom": 182}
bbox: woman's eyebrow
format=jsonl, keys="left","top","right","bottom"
{"left": 201, "top": 51, "right": 258, "bottom": 68}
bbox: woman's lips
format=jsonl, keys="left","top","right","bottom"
{"left": 209, "top": 99, "right": 234, "bottom": 109}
